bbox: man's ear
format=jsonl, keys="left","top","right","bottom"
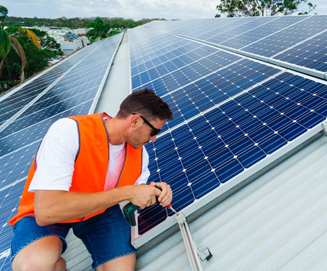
{"left": 130, "top": 114, "right": 140, "bottom": 127}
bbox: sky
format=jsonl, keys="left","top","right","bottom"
{"left": 2, "top": 0, "right": 327, "bottom": 21}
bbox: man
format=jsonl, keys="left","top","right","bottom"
{"left": 9, "top": 88, "right": 174, "bottom": 271}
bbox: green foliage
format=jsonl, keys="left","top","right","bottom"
{"left": 5, "top": 23, "right": 22, "bottom": 34}
{"left": 0, "top": 6, "right": 54, "bottom": 91}
{"left": 86, "top": 17, "right": 110, "bottom": 41}
{"left": 215, "top": 0, "right": 317, "bottom": 17}
{"left": 108, "top": 29, "right": 120, "bottom": 37}
{"left": 0, "top": 27, "right": 11, "bottom": 57}
{"left": 4, "top": 16, "right": 163, "bottom": 29}
{"left": 30, "top": 28, "right": 60, "bottom": 54}
{"left": 0, "top": 5, "right": 8, "bottom": 27}
{"left": 2, "top": 36, "right": 51, "bottom": 82}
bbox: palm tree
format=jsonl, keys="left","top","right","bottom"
{"left": 86, "top": 17, "right": 110, "bottom": 42}
{"left": 0, "top": 5, "right": 40, "bottom": 82}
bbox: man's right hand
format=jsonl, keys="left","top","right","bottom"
{"left": 128, "top": 185, "right": 161, "bottom": 209}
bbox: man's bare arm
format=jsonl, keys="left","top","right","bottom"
{"left": 34, "top": 185, "right": 162, "bottom": 226}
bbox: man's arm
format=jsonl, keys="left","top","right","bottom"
{"left": 34, "top": 184, "right": 162, "bottom": 226}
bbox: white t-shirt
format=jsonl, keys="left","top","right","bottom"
{"left": 29, "top": 118, "right": 150, "bottom": 192}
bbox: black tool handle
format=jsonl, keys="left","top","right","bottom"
{"left": 122, "top": 185, "right": 162, "bottom": 226}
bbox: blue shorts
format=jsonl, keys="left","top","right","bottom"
{"left": 11, "top": 205, "right": 137, "bottom": 270}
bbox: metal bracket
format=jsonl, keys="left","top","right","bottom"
{"left": 322, "top": 121, "right": 327, "bottom": 137}
{"left": 174, "top": 212, "right": 212, "bottom": 270}
{"left": 198, "top": 247, "right": 213, "bottom": 261}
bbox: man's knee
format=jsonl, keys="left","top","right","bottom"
{"left": 12, "top": 236, "right": 65, "bottom": 271}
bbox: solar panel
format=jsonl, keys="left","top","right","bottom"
{"left": 206, "top": 17, "right": 277, "bottom": 45}
{"left": 145, "top": 15, "right": 327, "bottom": 80}
{"left": 220, "top": 16, "right": 307, "bottom": 49}
{"left": 0, "top": 34, "right": 123, "bottom": 270}
{"left": 241, "top": 16, "right": 327, "bottom": 57}
{"left": 273, "top": 30, "right": 327, "bottom": 72}
{"left": 128, "top": 25, "right": 327, "bottom": 246}
{"left": 0, "top": 39, "right": 104, "bottom": 127}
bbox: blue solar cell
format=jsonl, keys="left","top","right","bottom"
{"left": 147, "top": 161, "right": 158, "bottom": 175}
{"left": 186, "top": 159, "right": 212, "bottom": 182}
{"left": 169, "top": 185, "right": 194, "bottom": 211}
{"left": 207, "top": 146, "right": 234, "bottom": 169}
{"left": 259, "top": 134, "right": 287, "bottom": 154}
{"left": 297, "top": 112, "right": 325, "bottom": 129}
{"left": 196, "top": 130, "right": 220, "bottom": 147}
{"left": 216, "top": 158, "right": 244, "bottom": 183}
{"left": 181, "top": 149, "right": 205, "bottom": 168}
{"left": 279, "top": 122, "right": 307, "bottom": 141}
{"left": 178, "top": 139, "right": 200, "bottom": 158}
{"left": 191, "top": 171, "right": 219, "bottom": 199}
{"left": 159, "top": 162, "right": 184, "bottom": 181}
{"left": 238, "top": 146, "right": 266, "bottom": 168}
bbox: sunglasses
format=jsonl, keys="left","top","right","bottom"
{"left": 132, "top": 113, "right": 161, "bottom": 136}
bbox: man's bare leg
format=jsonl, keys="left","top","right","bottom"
{"left": 12, "top": 236, "right": 65, "bottom": 271}
{"left": 96, "top": 253, "right": 136, "bottom": 271}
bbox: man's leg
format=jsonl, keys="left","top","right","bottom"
{"left": 96, "top": 253, "right": 136, "bottom": 271}
{"left": 73, "top": 205, "right": 137, "bottom": 270}
{"left": 12, "top": 236, "right": 65, "bottom": 271}
{"left": 10, "top": 217, "right": 70, "bottom": 271}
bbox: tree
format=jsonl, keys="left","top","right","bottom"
{"left": 0, "top": 6, "right": 54, "bottom": 93}
{"left": 0, "top": 6, "right": 41, "bottom": 83}
{"left": 0, "top": 6, "right": 26, "bottom": 83}
{"left": 215, "top": 0, "right": 316, "bottom": 17}
{"left": 86, "top": 17, "right": 110, "bottom": 42}
{"left": 30, "top": 28, "right": 62, "bottom": 56}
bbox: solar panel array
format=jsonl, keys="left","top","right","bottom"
{"left": 0, "top": 34, "right": 122, "bottom": 271}
{"left": 129, "top": 20, "right": 327, "bottom": 239}
{"left": 2, "top": 14, "right": 327, "bottom": 268}
{"left": 146, "top": 15, "right": 327, "bottom": 73}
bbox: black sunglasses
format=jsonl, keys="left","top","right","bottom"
{"left": 132, "top": 113, "right": 161, "bottom": 136}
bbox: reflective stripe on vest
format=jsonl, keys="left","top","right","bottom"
{"left": 9, "top": 112, "right": 143, "bottom": 226}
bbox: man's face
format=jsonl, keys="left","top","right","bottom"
{"left": 127, "top": 116, "right": 166, "bottom": 149}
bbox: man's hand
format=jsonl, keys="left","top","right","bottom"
{"left": 128, "top": 185, "right": 161, "bottom": 209}
{"left": 149, "top": 182, "right": 173, "bottom": 207}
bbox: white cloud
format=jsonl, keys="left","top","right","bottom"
{"left": 2, "top": 0, "right": 324, "bottom": 20}
{"left": 2, "top": 0, "right": 218, "bottom": 20}
{"left": 313, "top": 0, "right": 327, "bottom": 14}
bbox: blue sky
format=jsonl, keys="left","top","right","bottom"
{"left": 2, "top": 0, "right": 327, "bottom": 20}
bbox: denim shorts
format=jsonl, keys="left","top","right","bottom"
{"left": 11, "top": 204, "right": 137, "bottom": 270}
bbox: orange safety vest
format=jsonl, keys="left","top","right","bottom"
{"left": 9, "top": 112, "right": 143, "bottom": 226}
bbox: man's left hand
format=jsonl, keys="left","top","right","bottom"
{"left": 149, "top": 182, "right": 173, "bottom": 207}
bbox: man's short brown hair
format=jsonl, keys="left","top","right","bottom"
{"left": 117, "top": 88, "right": 173, "bottom": 121}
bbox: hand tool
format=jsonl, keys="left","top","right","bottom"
{"left": 123, "top": 185, "right": 177, "bottom": 226}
